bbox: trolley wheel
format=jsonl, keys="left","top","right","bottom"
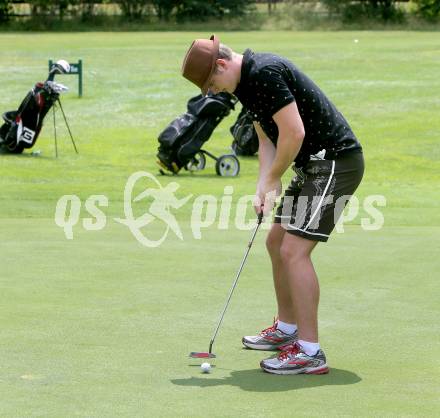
{"left": 186, "top": 152, "right": 206, "bottom": 172}
{"left": 215, "top": 154, "right": 240, "bottom": 177}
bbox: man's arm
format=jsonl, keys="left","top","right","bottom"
{"left": 254, "top": 122, "right": 276, "bottom": 183}
{"left": 256, "top": 101, "right": 305, "bottom": 214}
{"left": 253, "top": 121, "right": 276, "bottom": 214}
{"left": 268, "top": 101, "right": 305, "bottom": 180}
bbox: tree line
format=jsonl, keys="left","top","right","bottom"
{"left": 319, "top": 0, "right": 440, "bottom": 23}
{"left": 0, "top": 1, "right": 439, "bottom": 24}
{"left": 0, "top": 0, "right": 254, "bottom": 21}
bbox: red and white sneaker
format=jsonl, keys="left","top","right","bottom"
{"left": 242, "top": 319, "right": 298, "bottom": 351}
{"left": 260, "top": 342, "right": 329, "bottom": 375}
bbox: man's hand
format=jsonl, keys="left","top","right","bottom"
{"left": 254, "top": 176, "right": 282, "bottom": 216}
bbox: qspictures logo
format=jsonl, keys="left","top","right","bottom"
{"left": 54, "top": 171, "right": 386, "bottom": 248}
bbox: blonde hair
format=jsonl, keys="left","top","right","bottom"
{"left": 214, "top": 43, "right": 233, "bottom": 74}
{"left": 218, "top": 43, "right": 233, "bottom": 60}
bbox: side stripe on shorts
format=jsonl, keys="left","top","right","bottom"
{"left": 303, "top": 160, "right": 335, "bottom": 231}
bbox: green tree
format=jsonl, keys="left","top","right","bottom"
{"left": 0, "top": 0, "right": 12, "bottom": 23}
{"left": 77, "top": 0, "right": 100, "bottom": 19}
{"left": 151, "top": 0, "right": 179, "bottom": 20}
{"left": 320, "top": 0, "right": 405, "bottom": 22}
{"left": 28, "top": 0, "right": 50, "bottom": 17}
{"left": 175, "top": 0, "right": 254, "bottom": 21}
{"left": 413, "top": 0, "right": 440, "bottom": 20}
{"left": 28, "top": 0, "right": 72, "bottom": 20}
{"left": 115, "top": 0, "right": 151, "bottom": 20}
{"left": 219, "top": 0, "right": 255, "bottom": 16}
{"left": 268, "top": 0, "right": 279, "bottom": 15}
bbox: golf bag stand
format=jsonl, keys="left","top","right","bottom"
{"left": 0, "top": 60, "right": 78, "bottom": 157}
{"left": 52, "top": 98, "right": 78, "bottom": 158}
{"left": 157, "top": 92, "right": 241, "bottom": 177}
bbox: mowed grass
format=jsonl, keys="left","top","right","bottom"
{"left": 0, "top": 32, "right": 439, "bottom": 417}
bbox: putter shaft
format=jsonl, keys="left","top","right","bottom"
{"left": 208, "top": 213, "right": 264, "bottom": 354}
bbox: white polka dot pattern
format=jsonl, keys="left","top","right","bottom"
{"left": 234, "top": 49, "right": 362, "bottom": 167}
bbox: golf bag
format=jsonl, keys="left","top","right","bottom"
{"left": 157, "top": 92, "right": 237, "bottom": 174}
{"left": 230, "top": 107, "right": 259, "bottom": 156}
{"left": 0, "top": 61, "right": 71, "bottom": 154}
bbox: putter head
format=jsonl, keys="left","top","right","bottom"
{"left": 189, "top": 352, "right": 216, "bottom": 359}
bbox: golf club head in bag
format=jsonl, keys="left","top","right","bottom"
{"left": 48, "top": 59, "right": 70, "bottom": 81}
{"left": 0, "top": 60, "right": 70, "bottom": 154}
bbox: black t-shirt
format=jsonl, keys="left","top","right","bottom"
{"left": 234, "top": 49, "right": 362, "bottom": 167}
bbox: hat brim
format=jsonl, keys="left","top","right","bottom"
{"left": 201, "top": 34, "right": 220, "bottom": 95}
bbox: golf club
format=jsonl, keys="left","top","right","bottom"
{"left": 48, "top": 59, "right": 70, "bottom": 81}
{"left": 189, "top": 211, "right": 264, "bottom": 359}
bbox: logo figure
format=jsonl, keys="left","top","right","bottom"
{"left": 115, "top": 171, "right": 192, "bottom": 248}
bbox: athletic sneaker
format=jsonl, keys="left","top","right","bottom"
{"left": 260, "top": 342, "right": 329, "bottom": 375}
{"left": 242, "top": 320, "right": 298, "bottom": 350}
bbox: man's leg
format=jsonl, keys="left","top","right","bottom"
{"left": 241, "top": 223, "right": 298, "bottom": 350}
{"left": 259, "top": 156, "right": 364, "bottom": 373}
{"left": 259, "top": 232, "right": 328, "bottom": 375}
{"left": 279, "top": 233, "right": 319, "bottom": 342}
{"left": 266, "top": 223, "right": 295, "bottom": 324}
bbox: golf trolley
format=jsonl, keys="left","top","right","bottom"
{"left": 0, "top": 59, "right": 78, "bottom": 156}
{"left": 177, "top": 149, "right": 240, "bottom": 177}
{"left": 157, "top": 92, "right": 240, "bottom": 177}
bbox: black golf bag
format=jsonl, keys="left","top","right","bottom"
{"left": 0, "top": 61, "right": 73, "bottom": 154}
{"left": 230, "top": 107, "right": 259, "bottom": 156}
{"left": 157, "top": 92, "right": 237, "bottom": 174}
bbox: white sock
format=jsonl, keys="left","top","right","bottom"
{"left": 298, "top": 340, "right": 320, "bottom": 356}
{"left": 276, "top": 320, "right": 298, "bottom": 335}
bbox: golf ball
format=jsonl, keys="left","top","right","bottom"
{"left": 200, "top": 362, "right": 211, "bottom": 373}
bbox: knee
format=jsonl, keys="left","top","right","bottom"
{"left": 279, "top": 237, "right": 311, "bottom": 266}
{"left": 279, "top": 241, "right": 295, "bottom": 265}
{"left": 266, "top": 229, "right": 282, "bottom": 256}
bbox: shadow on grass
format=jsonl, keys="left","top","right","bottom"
{"left": 171, "top": 368, "right": 361, "bottom": 392}
{"left": 0, "top": 148, "right": 50, "bottom": 158}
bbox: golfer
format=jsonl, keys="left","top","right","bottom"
{"left": 181, "top": 35, "right": 364, "bottom": 375}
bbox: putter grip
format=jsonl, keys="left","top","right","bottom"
{"left": 257, "top": 212, "right": 264, "bottom": 224}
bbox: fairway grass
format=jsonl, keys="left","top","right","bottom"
{"left": 0, "top": 32, "right": 439, "bottom": 417}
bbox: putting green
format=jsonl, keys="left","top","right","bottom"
{"left": 0, "top": 32, "right": 439, "bottom": 417}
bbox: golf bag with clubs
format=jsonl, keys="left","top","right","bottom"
{"left": 0, "top": 60, "right": 77, "bottom": 155}
{"left": 230, "top": 107, "right": 259, "bottom": 156}
{"left": 157, "top": 92, "right": 240, "bottom": 176}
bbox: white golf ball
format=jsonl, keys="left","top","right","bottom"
{"left": 200, "top": 362, "right": 211, "bottom": 373}
{"left": 354, "top": 39, "right": 359, "bottom": 43}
